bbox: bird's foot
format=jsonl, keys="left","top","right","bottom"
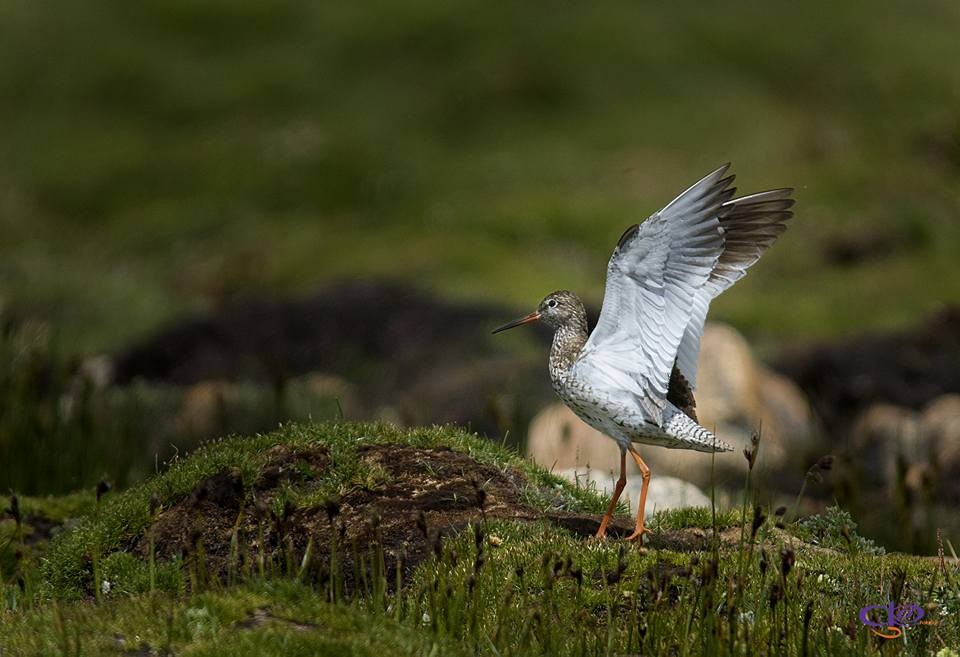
{"left": 624, "top": 527, "right": 650, "bottom": 543}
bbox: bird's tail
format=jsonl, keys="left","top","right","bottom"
{"left": 661, "top": 403, "right": 733, "bottom": 453}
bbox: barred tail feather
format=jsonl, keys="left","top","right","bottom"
{"left": 661, "top": 403, "right": 733, "bottom": 453}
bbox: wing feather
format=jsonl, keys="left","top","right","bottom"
{"left": 574, "top": 164, "right": 734, "bottom": 420}
{"left": 674, "top": 187, "right": 794, "bottom": 387}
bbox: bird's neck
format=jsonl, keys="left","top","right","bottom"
{"left": 549, "top": 320, "right": 588, "bottom": 376}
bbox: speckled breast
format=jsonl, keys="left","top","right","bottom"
{"left": 551, "top": 371, "right": 668, "bottom": 448}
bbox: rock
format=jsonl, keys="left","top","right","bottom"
{"left": 848, "top": 396, "right": 960, "bottom": 502}
{"left": 850, "top": 403, "right": 919, "bottom": 493}
{"left": 695, "top": 323, "right": 816, "bottom": 471}
{"left": 555, "top": 467, "right": 710, "bottom": 513}
{"left": 754, "top": 368, "right": 817, "bottom": 468}
{"left": 78, "top": 354, "right": 115, "bottom": 390}
{"left": 628, "top": 476, "right": 712, "bottom": 513}
{"left": 920, "top": 394, "right": 960, "bottom": 473}
{"left": 175, "top": 380, "right": 236, "bottom": 438}
{"left": 695, "top": 324, "right": 761, "bottom": 425}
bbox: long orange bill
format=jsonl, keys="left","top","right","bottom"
{"left": 491, "top": 311, "right": 540, "bottom": 334}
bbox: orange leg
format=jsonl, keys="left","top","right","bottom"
{"left": 625, "top": 446, "right": 651, "bottom": 542}
{"left": 595, "top": 451, "right": 627, "bottom": 539}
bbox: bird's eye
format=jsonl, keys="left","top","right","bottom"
{"left": 548, "top": 299, "right": 557, "bottom": 308}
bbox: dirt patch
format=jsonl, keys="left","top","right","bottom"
{"left": 138, "top": 443, "right": 540, "bottom": 592}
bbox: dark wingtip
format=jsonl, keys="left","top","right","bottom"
{"left": 616, "top": 223, "right": 640, "bottom": 249}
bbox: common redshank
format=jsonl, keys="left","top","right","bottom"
{"left": 493, "top": 164, "right": 793, "bottom": 541}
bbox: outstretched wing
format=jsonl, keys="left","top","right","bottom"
{"left": 673, "top": 188, "right": 794, "bottom": 389}
{"left": 572, "top": 164, "right": 735, "bottom": 421}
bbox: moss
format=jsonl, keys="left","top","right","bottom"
{"left": 648, "top": 506, "right": 741, "bottom": 531}
{"left": 794, "top": 506, "right": 885, "bottom": 556}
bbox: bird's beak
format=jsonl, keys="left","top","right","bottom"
{"left": 492, "top": 311, "right": 541, "bottom": 334}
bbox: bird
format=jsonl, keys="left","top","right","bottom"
{"left": 492, "top": 163, "right": 793, "bottom": 541}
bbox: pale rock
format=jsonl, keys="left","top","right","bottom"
{"left": 695, "top": 323, "right": 761, "bottom": 424}
{"left": 850, "top": 403, "right": 920, "bottom": 493}
{"left": 79, "top": 354, "right": 115, "bottom": 390}
{"left": 920, "top": 394, "right": 960, "bottom": 473}
{"left": 695, "top": 324, "right": 816, "bottom": 471}
{"left": 555, "top": 467, "right": 710, "bottom": 513}
{"left": 176, "top": 380, "right": 236, "bottom": 438}
{"left": 754, "top": 368, "right": 816, "bottom": 468}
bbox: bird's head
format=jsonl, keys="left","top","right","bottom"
{"left": 492, "top": 290, "right": 584, "bottom": 334}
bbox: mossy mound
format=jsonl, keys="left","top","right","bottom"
{"left": 40, "top": 422, "right": 607, "bottom": 598}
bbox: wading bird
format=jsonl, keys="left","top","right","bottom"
{"left": 493, "top": 164, "right": 793, "bottom": 541}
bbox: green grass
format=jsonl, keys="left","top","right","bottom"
{"left": 1, "top": 582, "right": 468, "bottom": 657}
{"left": 1, "top": 421, "right": 958, "bottom": 656}
{"left": 2, "top": 0, "right": 960, "bottom": 354}
{"left": 409, "top": 519, "right": 957, "bottom": 656}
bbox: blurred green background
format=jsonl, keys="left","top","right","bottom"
{"left": 1, "top": 0, "right": 960, "bottom": 551}
{"left": 3, "top": 0, "right": 959, "bottom": 354}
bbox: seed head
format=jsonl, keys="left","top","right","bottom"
{"left": 96, "top": 479, "right": 111, "bottom": 503}
{"left": 840, "top": 526, "right": 852, "bottom": 546}
{"left": 743, "top": 432, "right": 761, "bottom": 470}
{"left": 570, "top": 564, "right": 583, "bottom": 588}
{"left": 780, "top": 548, "right": 795, "bottom": 578}
{"left": 769, "top": 581, "right": 783, "bottom": 607}
{"left": 6, "top": 495, "right": 21, "bottom": 525}
{"left": 323, "top": 496, "right": 341, "bottom": 524}
{"left": 471, "top": 480, "right": 487, "bottom": 512}
{"left": 751, "top": 505, "right": 766, "bottom": 538}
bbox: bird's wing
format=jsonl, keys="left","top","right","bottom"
{"left": 674, "top": 188, "right": 794, "bottom": 389}
{"left": 573, "top": 164, "right": 734, "bottom": 420}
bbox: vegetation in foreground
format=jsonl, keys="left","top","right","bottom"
{"left": 2, "top": 422, "right": 958, "bottom": 656}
